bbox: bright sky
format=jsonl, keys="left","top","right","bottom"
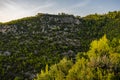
{"left": 0, "top": 0, "right": 120, "bottom": 22}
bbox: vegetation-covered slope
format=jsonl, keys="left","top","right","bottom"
{"left": 35, "top": 35, "right": 120, "bottom": 80}
{"left": 0, "top": 11, "right": 120, "bottom": 79}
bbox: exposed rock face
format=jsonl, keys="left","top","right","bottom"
{"left": 0, "top": 13, "right": 81, "bottom": 34}
{"left": 0, "top": 25, "right": 17, "bottom": 33}
{"left": 3, "top": 51, "right": 11, "bottom": 56}
{"left": 37, "top": 13, "right": 81, "bottom": 24}
{"left": 0, "top": 25, "right": 9, "bottom": 33}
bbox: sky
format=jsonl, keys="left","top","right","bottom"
{"left": 0, "top": 0, "right": 120, "bottom": 22}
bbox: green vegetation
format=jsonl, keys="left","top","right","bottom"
{"left": 35, "top": 35, "right": 120, "bottom": 80}
{"left": 0, "top": 11, "right": 120, "bottom": 79}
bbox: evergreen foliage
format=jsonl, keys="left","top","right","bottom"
{"left": 0, "top": 11, "right": 120, "bottom": 79}
{"left": 35, "top": 36, "right": 120, "bottom": 80}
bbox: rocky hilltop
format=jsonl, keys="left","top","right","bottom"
{"left": 0, "top": 13, "right": 81, "bottom": 33}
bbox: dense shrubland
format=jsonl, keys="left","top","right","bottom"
{"left": 0, "top": 11, "right": 120, "bottom": 79}
{"left": 35, "top": 35, "right": 120, "bottom": 80}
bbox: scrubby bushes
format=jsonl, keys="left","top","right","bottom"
{"left": 35, "top": 35, "right": 120, "bottom": 80}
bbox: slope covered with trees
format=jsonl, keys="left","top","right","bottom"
{"left": 0, "top": 11, "right": 120, "bottom": 79}
{"left": 35, "top": 35, "right": 120, "bottom": 80}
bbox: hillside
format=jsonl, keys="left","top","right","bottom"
{"left": 35, "top": 35, "right": 120, "bottom": 80}
{"left": 0, "top": 11, "right": 120, "bottom": 79}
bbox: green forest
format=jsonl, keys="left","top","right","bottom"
{"left": 0, "top": 11, "right": 120, "bottom": 80}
